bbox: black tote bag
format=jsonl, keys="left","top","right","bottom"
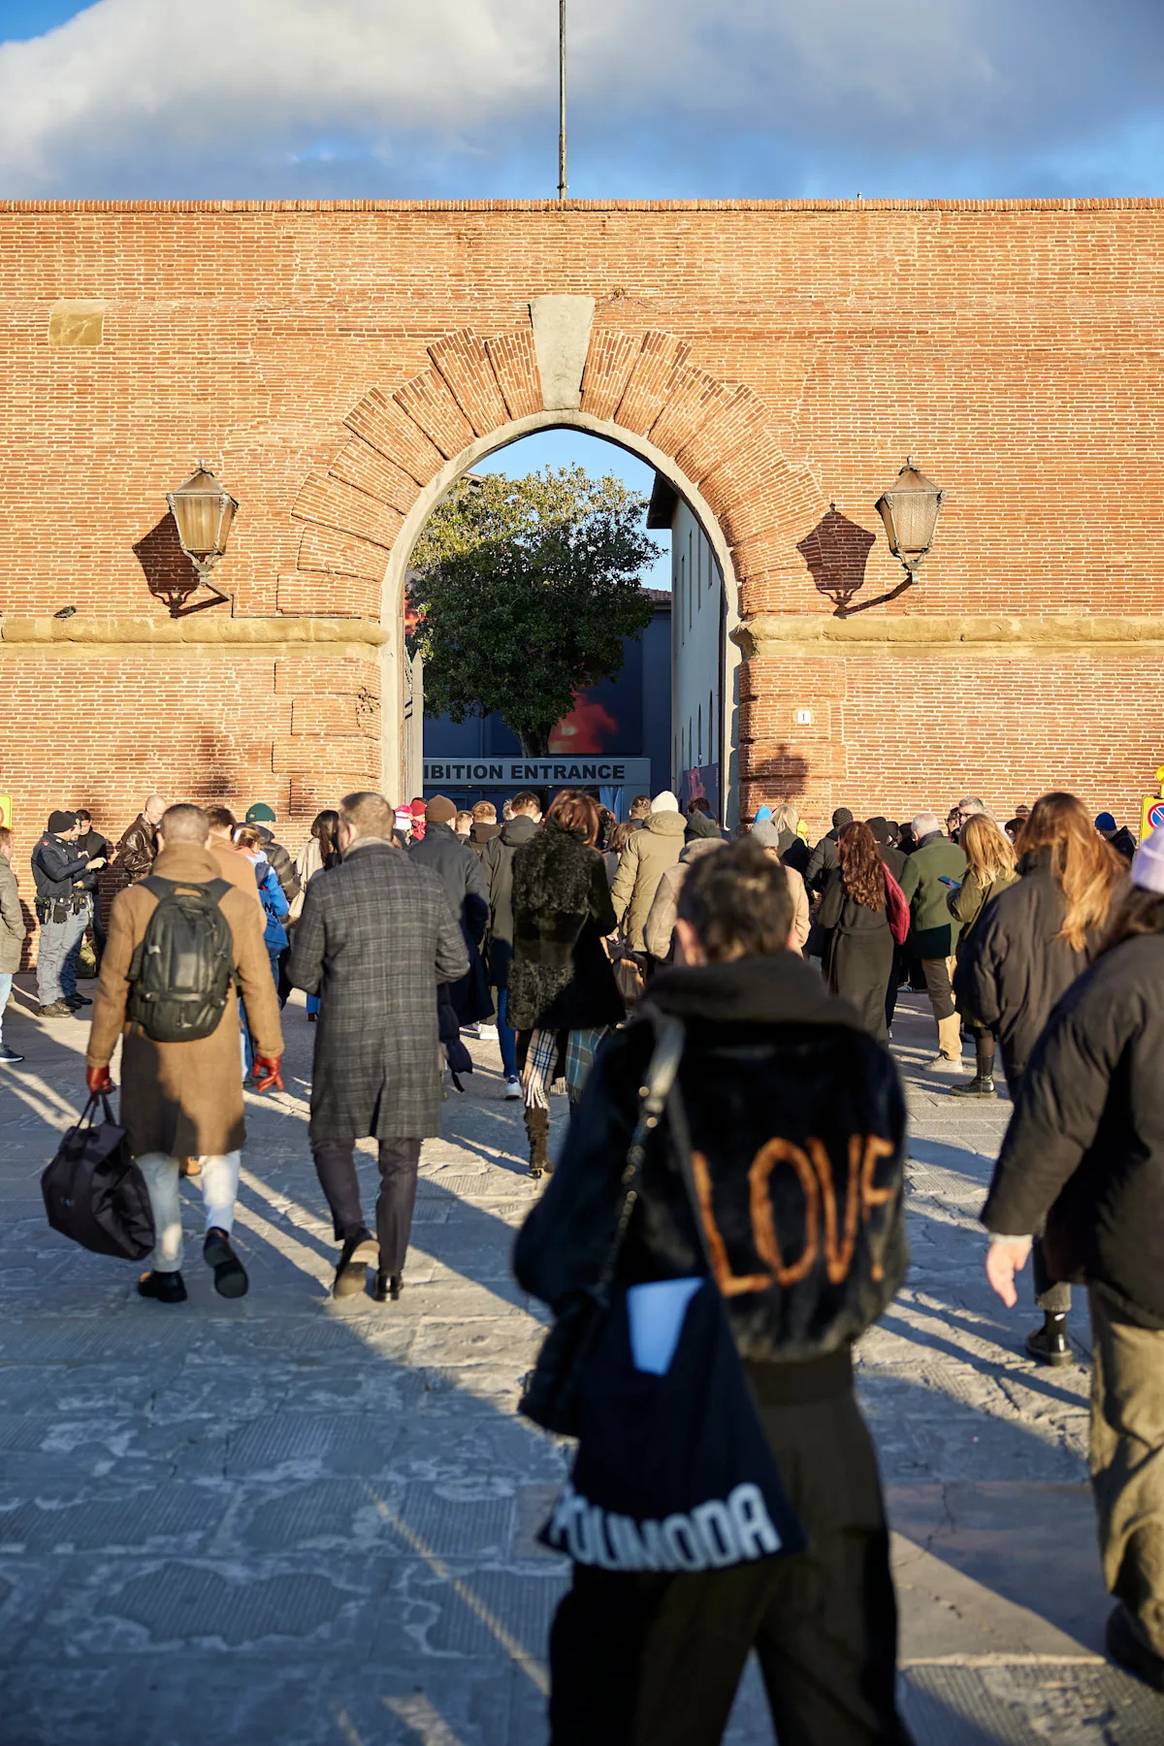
{"left": 540, "top": 1278, "right": 806, "bottom": 1571}
{"left": 537, "top": 1012, "right": 805, "bottom": 1573}
{"left": 41, "top": 1093, "right": 155, "bottom": 1261}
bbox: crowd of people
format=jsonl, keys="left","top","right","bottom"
{"left": 3, "top": 776, "right": 1162, "bottom": 1736}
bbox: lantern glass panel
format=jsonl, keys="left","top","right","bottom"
{"left": 886, "top": 490, "right": 938, "bottom": 559}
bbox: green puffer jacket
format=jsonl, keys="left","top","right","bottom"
{"left": 900, "top": 832, "right": 967, "bottom": 959}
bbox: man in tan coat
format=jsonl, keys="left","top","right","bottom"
{"left": 205, "top": 805, "right": 261, "bottom": 903}
{"left": 86, "top": 804, "right": 283, "bottom": 1305}
{"left": 610, "top": 790, "right": 687, "bottom": 951}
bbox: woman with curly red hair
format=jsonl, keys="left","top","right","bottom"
{"left": 815, "top": 820, "right": 894, "bottom": 1039}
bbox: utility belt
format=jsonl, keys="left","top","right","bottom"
{"left": 35, "top": 890, "right": 90, "bottom": 925}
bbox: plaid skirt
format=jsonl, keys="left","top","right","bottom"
{"left": 519, "top": 1026, "right": 609, "bottom": 1109}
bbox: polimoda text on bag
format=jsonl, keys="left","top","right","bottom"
{"left": 41, "top": 1092, "right": 155, "bottom": 1261}
{"left": 533, "top": 1012, "right": 806, "bottom": 1573}
{"left": 539, "top": 1279, "right": 806, "bottom": 1572}
{"left": 127, "top": 876, "right": 233, "bottom": 1043}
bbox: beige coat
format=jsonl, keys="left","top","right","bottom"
{"left": 611, "top": 812, "right": 687, "bottom": 951}
{"left": 644, "top": 845, "right": 809, "bottom": 959}
{"left": 86, "top": 843, "right": 283, "bottom": 1159}
{"left": 783, "top": 864, "right": 811, "bottom": 952}
{"left": 643, "top": 838, "right": 727, "bottom": 960}
{"left": 208, "top": 835, "right": 261, "bottom": 903}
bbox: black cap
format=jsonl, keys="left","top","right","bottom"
{"left": 47, "top": 810, "right": 76, "bottom": 835}
{"left": 832, "top": 806, "right": 854, "bottom": 829}
{"left": 867, "top": 815, "right": 892, "bottom": 845}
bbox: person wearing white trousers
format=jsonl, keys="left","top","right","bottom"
{"left": 136, "top": 1151, "right": 246, "bottom": 1301}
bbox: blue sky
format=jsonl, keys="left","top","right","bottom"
{"left": 473, "top": 430, "right": 671, "bottom": 591}
{"left": 1, "top": 1, "right": 1161, "bottom": 201}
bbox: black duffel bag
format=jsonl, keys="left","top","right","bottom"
{"left": 41, "top": 1093, "right": 155, "bottom": 1260}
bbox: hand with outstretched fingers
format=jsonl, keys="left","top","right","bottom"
{"left": 252, "top": 1055, "right": 284, "bottom": 1094}
{"left": 86, "top": 1064, "right": 114, "bottom": 1096}
{"left": 984, "top": 1236, "right": 1033, "bottom": 1309}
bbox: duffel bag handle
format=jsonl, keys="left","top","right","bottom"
{"left": 71, "top": 1090, "right": 115, "bottom": 1136}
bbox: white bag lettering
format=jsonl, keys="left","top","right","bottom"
{"left": 729, "top": 1483, "right": 782, "bottom": 1556}
{"left": 661, "top": 1514, "right": 707, "bottom": 1571}
{"left": 691, "top": 1499, "right": 740, "bottom": 1567}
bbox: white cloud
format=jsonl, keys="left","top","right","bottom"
{"left": 0, "top": 0, "right": 1159, "bottom": 196}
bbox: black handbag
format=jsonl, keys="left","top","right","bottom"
{"left": 41, "top": 1093, "right": 156, "bottom": 1261}
{"left": 518, "top": 1016, "right": 686, "bottom": 1437}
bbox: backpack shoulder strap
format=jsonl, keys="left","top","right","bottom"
{"left": 141, "top": 876, "right": 173, "bottom": 900}
{"left": 204, "top": 879, "right": 231, "bottom": 908}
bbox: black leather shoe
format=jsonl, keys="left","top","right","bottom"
{"left": 203, "top": 1227, "right": 248, "bottom": 1299}
{"left": 950, "top": 1075, "right": 995, "bottom": 1097}
{"left": 137, "top": 1270, "right": 188, "bottom": 1304}
{"left": 373, "top": 1272, "right": 402, "bottom": 1303}
{"left": 64, "top": 993, "right": 92, "bottom": 1009}
{"left": 0, "top": 1045, "right": 24, "bottom": 1065}
{"left": 332, "top": 1230, "right": 378, "bottom": 1298}
{"left": 1106, "top": 1604, "right": 1164, "bottom": 1690}
{"left": 1026, "top": 1320, "right": 1072, "bottom": 1366}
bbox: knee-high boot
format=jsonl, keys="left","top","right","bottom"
{"left": 524, "top": 1105, "right": 551, "bottom": 1180}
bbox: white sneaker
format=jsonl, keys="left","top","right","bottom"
{"left": 924, "top": 1052, "right": 965, "bottom": 1075}
{"left": 504, "top": 1076, "right": 522, "bottom": 1100}
{"left": 478, "top": 1024, "right": 499, "bottom": 1041}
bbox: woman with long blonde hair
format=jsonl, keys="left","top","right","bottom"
{"left": 949, "top": 815, "right": 1019, "bottom": 1097}
{"left": 957, "top": 791, "right": 1127, "bottom": 1363}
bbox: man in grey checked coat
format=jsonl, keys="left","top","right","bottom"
{"left": 288, "top": 791, "right": 468, "bottom": 1301}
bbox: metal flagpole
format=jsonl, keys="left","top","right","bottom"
{"left": 558, "top": 0, "right": 568, "bottom": 201}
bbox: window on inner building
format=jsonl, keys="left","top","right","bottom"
{"left": 679, "top": 552, "right": 686, "bottom": 645}
{"left": 697, "top": 704, "right": 703, "bottom": 765}
{"left": 709, "top": 688, "right": 715, "bottom": 762}
{"left": 688, "top": 531, "right": 694, "bottom": 631}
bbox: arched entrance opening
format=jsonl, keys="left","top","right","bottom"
{"left": 381, "top": 410, "right": 742, "bottom": 824}
{"left": 290, "top": 307, "right": 829, "bottom": 825}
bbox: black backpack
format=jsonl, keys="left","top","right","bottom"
{"left": 127, "top": 876, "right": 233, "bottom": 1043}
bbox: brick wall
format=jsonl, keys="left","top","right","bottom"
{"left": 1, "top": 197, "right": 1161, "bottom": 884}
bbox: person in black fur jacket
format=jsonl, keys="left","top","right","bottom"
{"left": 508, "top": 789, "right": 623, "bottom": 1177}
{"left": 514, "top": 838, "right": 913, "bottom": 1746}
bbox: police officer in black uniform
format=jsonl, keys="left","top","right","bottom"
{"left": 30, "top": 811, "right": 105, "bottom": 1017}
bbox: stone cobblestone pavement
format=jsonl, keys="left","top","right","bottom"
{"left": 1, "top": 977, "right": 1161, "bottom": 1745}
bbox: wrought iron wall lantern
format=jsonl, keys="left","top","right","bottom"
{"left": 874, "top": 457, "right": 943, "bottom": 582}
{"left": 163, "top": 462, "right": 239, "bottom": 615}
{"left": 829, "top": 456, "right": 943, "bottom": 617}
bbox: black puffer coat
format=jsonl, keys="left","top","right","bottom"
{"left": 982, "top": 933, "right": 1164, "bottom": 1329}
{"left": 507, "top": 821, "right": 623, "bottom": 1033}
{"left": 953, "top": 848, "right": 1104, "bottom": 1086}
{"left": 514, "top": 951, "right": 907, "bottom": 1363}
{"left": 410, "top": 821, "right": 491, "bottom": 1025}
{"left": 816, "top": 869, "right": 893, "bottom": 1041}
{"left": 482, "top": 814, "right": 539, "bottom": 989}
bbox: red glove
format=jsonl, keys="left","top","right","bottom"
{"left": 252, "top": 1054, "right": 284, "bottom": 1093}
{"left": 86, "top": 1064, "right": 114, "bottom": 1095}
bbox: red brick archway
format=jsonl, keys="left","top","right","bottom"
{"left": 287, "top": 314, "right": 828, "bottom": 804}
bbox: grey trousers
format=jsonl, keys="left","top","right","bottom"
{"left": 36, "top": 899, "right": 90, "bottom": 1005}
{"left": 1089, "top": 1287, "right": 1164, "bottom": 1660}
{"left": 312, "top": 1138, "right": 422, "bottom": 1276}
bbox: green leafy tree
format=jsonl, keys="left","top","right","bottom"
{"left": 409, "top": 466, "right": 661, "bottom": 757}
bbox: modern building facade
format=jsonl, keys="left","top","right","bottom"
{"left": 648, "top": 477, "right": 735, "bottom": 821}
{"left": 421, "top": 593, "right": 672, "bottom": 815}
